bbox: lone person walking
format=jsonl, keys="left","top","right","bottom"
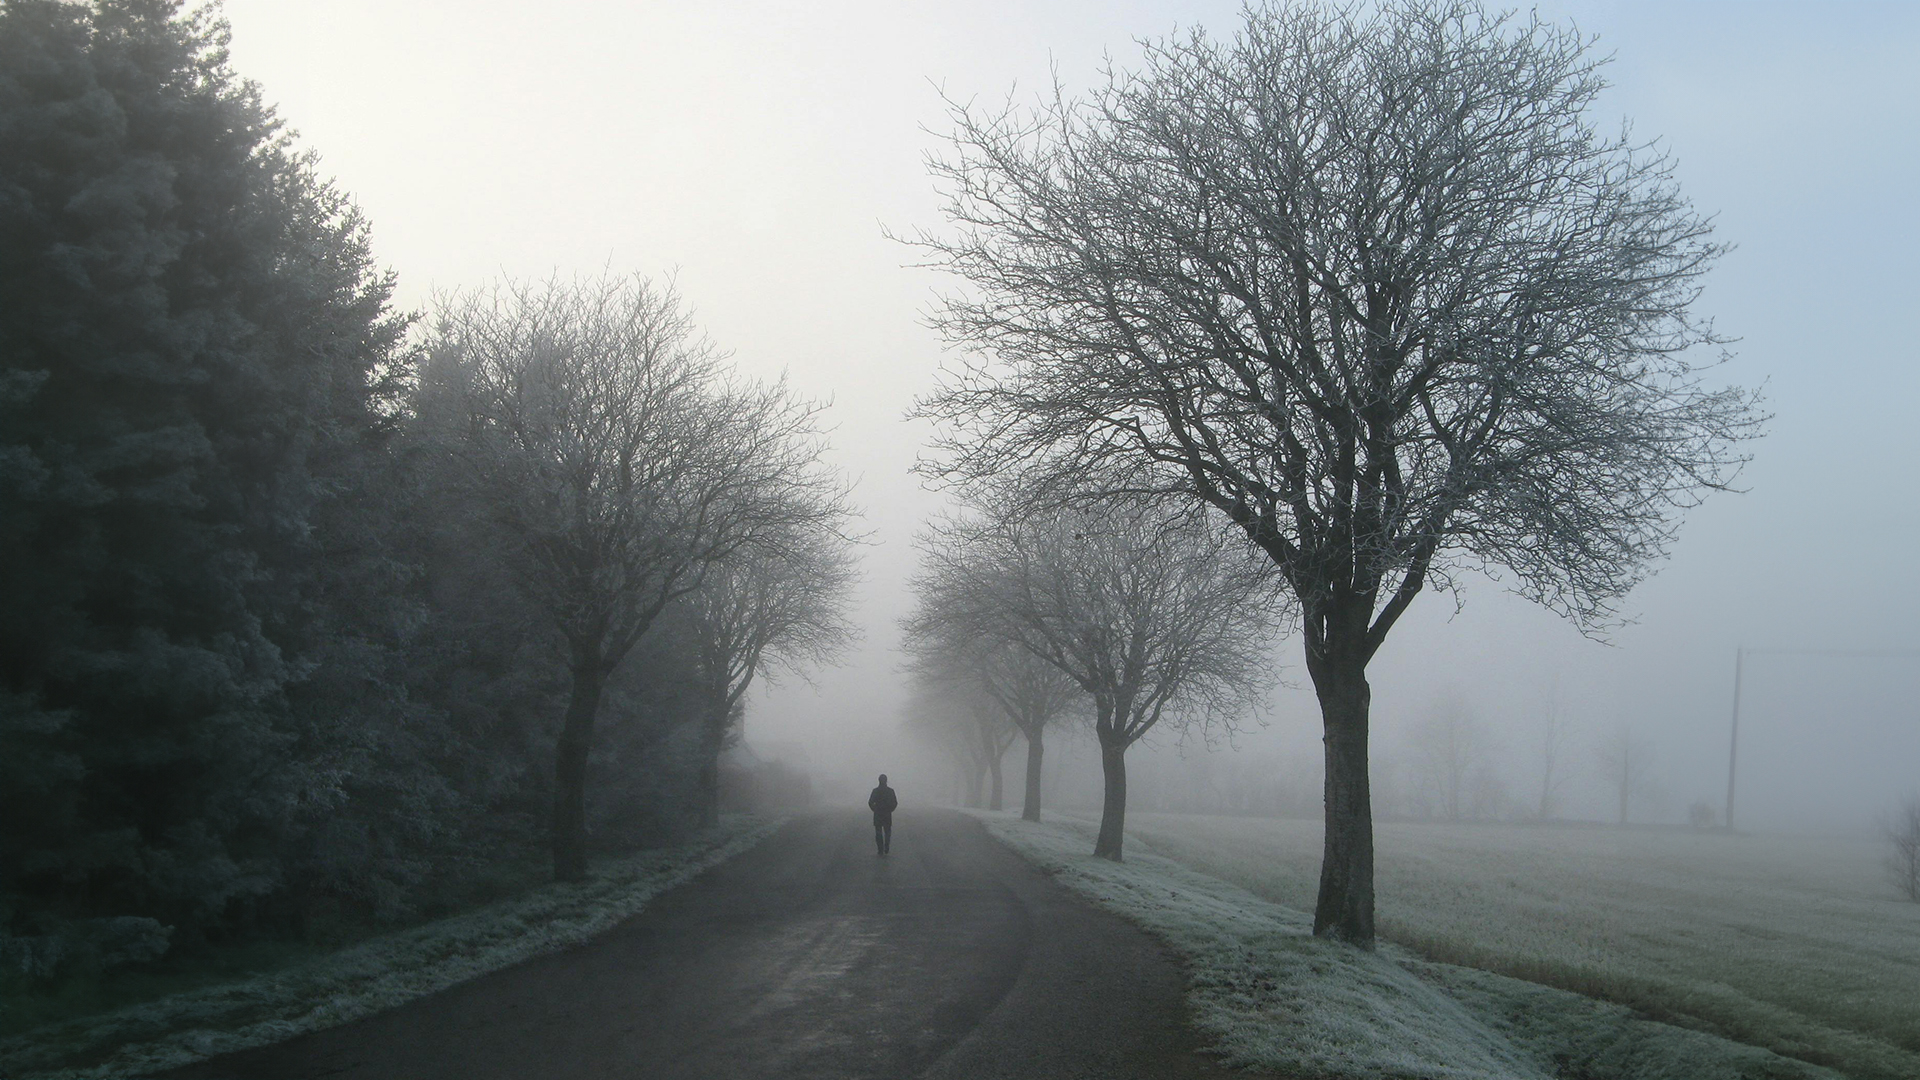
{"left": 868, "top": 774, "right": 898, "bottom": 855}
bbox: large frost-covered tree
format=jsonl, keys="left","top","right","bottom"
{"left": 419, "top": 274, "right": 849, "bottom": 881}
{"left": 912, "top": 0, "right": 1760, "bottom": 943}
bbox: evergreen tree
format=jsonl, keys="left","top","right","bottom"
{"left": 0, "top": 0, "right": 408, "bottom": 942}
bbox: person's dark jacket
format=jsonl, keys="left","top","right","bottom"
{"left": 868, "top": 784, "right": 898, "bottom": 822}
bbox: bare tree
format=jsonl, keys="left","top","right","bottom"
{"left": 420, "top": 273, "right": 849, "bottom": 880}
{"left": 1884, "top": 796, "right": 1920, "bottom": 903}
{"left": 1595, "top": 726, "right": 1657, "bottom": 826}
{"left": 977, "top": 643, "right": 1080, "bottom": 820}
{"left": 901, "top": 680, "right": 973, "bottom": 805}
{"left": 1537, "top": 681, "right": 1577, "bottom": 820}
{"left": 1408, "top": 694, "right": 1487, "bottom": 822}
{"left": 916, "top": 494, "right": 1276, "bottom": 859}
{"left": 968, "top": 686, "right": 1021, "bottom": 811}
{"left": 901, "top": 670, "right": 1018, "bottom": 809}
{"left": 903, "top": 609, "right": 1080, "bottom": 822}
{"left": 909, "top": 1, "right": 1760, "bottom": 942}
{"left": 677, "top": 526, "right": 859, "bottom": 827}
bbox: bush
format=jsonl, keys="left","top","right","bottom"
{"left": 0, "top": 917, "right": 172, "bottom": 983}
{"left": 722, "top": 759, "right": 814, "bottom": 814}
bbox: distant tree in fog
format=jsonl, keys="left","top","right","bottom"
{"left": 902, "top": 670, "right": 1019, "bottom": 809}
{"left": 1536, "top": 686, "right": 1577, "bottom": 820}
{"left": 1885, "top": 796, "right": 1920, "bottom": 902}
{"left": 982, "top": 645, "right": 1081, "bottom": 820}
{"left": 1595, "top": 727, "right": 1657, "bottom": 826}
{"left": 901, "top": 682, "right": 974, "bottom": 805}
{"left": 1408, "top": 696, "right": 1493, "bottom": 822}
{"left": 419, "top": 274, "right": 849, "bottom": 881}
{"left": 914, "top": 492, "right": 1277, "bottom": 859}
{"left": 676, "top": 527, "right": 858, "bottom": 827}
{"left": 903, "top": 572, "right": 1081, "bottom": 822}
{"left": 910, "top": 0, "right": 1761, "bottom": 944}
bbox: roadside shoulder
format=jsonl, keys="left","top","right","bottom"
{"left": 970, "top": 812, "right": 1841, "bottom": 1080}
{"left": 1, "top": 815, "right": 786, "bottom": 1080}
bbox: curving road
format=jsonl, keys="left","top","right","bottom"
{"left": 171, "top": 809, "right": 1258, "bottom": 1080}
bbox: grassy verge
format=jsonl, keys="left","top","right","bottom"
{"left": 0, "top": 814, "right": 785, "bottom": 1080}
{"left": 0, "top": 855, "right": 561, "bottom": 1043}
{"left": 973, "top": 811, "right": 1841, "bottom": 1080}
{"left": 1112, "top": 812, "right": 1920, "bottom": 1080}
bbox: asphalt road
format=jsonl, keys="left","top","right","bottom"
{"left": 170, "top": 809, "right": 1259, "bottom": 1080}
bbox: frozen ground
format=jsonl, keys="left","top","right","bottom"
{"left": 1075, "top": 811, "right": 1920, "bottom": 1080}
{"left": 975, "top": 811, "right": 1857, "bottom": 1080}
{"left": 0, "top": 815, "right": 784, "bottom": 1080}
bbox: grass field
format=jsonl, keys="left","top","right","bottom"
{"left": 1103, "top": 812, "right": 1920, "bottom": 1080}
{"left": 977, "top": 811, "right": 1843, "bottom": 1080}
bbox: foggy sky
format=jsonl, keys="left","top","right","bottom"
{"left": 220, "top": 0, "right": 1920, "bottom": 834}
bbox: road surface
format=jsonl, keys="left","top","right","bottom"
{"left": 171, "top": 809, "right": 1260, "bottom": 1079}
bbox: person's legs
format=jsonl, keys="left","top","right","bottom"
{"left": 881, "top": 819, "right": 892, "bottom": 854}
{"left": 874, "top": 821, "right": 885, "bottom": 854}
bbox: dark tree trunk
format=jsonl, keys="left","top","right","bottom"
{"left": 988, "top": 746, "right": 1004, "bottom": 811}
{"left": 698, "top": 751, "right": 721, "bottom": 828}
{"left": 1094, "top": 738, "right": 1128, "bottom": 860}
{"left": 1308, "top": 649, "right": 1375, "bottom": 945}
{"left": 552, "top": 661, "right": 606, "bottom": 882}
{"left": 965, "top": 762, "right": 985, "bottom": 808}
{"left": 697, "top": 708, "right": 725, "bottom": 830}
{"left": 1021, "top": 729, "right": 1044, "bottom": 822}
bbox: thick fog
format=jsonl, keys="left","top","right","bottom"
{"left": 223, "top": 0, "right": 1919, "bottom": 836}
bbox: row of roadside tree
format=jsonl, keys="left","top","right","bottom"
{"left": 0, "top": 0, "right": 855, "bottom": 993}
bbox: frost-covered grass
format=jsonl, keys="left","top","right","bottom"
{"left": 974, "top": 811, "right": 1845, "bottom": 1080}
{"left": 0, "top": 815, "right": 784, "bottom": 1080}
{"left": 1107, "top": 813, "right": 1920, "bottom": 1080}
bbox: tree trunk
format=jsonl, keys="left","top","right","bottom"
{"left": 698, "top": 752, "right": 720, "bottom": 828}
{"left": 697, "top": 714, "right": 724, "bottom": 830}
{"left": 965, "top": 761, "right": 985, "bottom": 808}
{"left": 1310, "top": 652, "right": 1375, "bottom": 945}
{"left": 552, "top": 661, "right": 605, "bottom": 883}
{"left": 988, "top": 746, "right": 1004, "bottom": 811}
{"left": 1094, "top": 739, "right": 1128, "bottom": 861}
{"left": 1021, "top": 729, "right": 1044, "bottom": 822}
